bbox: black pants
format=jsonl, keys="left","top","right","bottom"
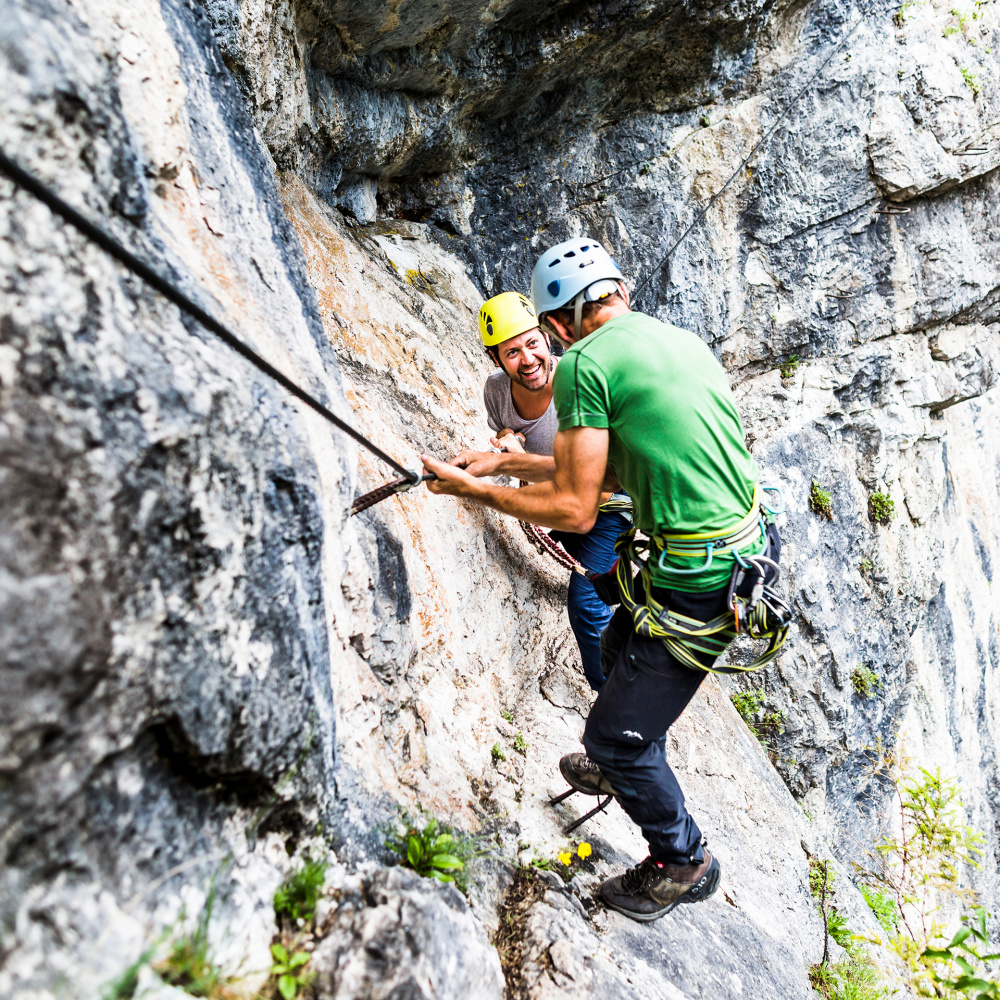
{"left": 582, "top": 524, "right": 781, "bottom": 865}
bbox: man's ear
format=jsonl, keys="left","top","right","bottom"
{"left": 619, "top": 281, "right": 631, "bottom": 308}
{"left": 545, "top": 315, "right": 575, "bottom": 346}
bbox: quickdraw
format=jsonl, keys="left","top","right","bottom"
{"left": 613, "top": 493, "right": 792, "bottom": 675}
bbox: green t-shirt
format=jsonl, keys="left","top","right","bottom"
{"left": 552, "top": 311, "right": 764, "bottom": 592}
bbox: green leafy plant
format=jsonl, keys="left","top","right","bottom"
{"left": 921, "top": 906, "right": 1000, "bottom": 997}
{"left": 500, "top": 709, "right": 514, "bottom": 723}
{"left": 389, "top": 817, "right": 464, "bottom": 883}
{"left": 732, "top": 688, "right": 766, "bottom": 726}
{"left": 274, "top": 855, "right": 327, "bottom": 926}
{"left": 810, "top": 857, "right": 838, "bottom": 899}
{"left": 860, "top": 884, "right": 900, "bottom": 937}
{"left": 512, "top": 732, "right": 529, "bottom": 757}
{"left": 868, "top": 492, "right": 896, "bottom": 525}
{"left": 810, "top": 948, "right": 890, "bottom": 1000}
{"left": 810, "top": 479, "right": 834, "bottom": 520}
{"left": 828, "top": 909, "right": 854, "bottom": 950}
{"left": 776, "top": 353, "right": 801, "bottom": 379}
{"left": 731, "top": 689, "right": 784, "bottom": 758}
{"left": 851, "top": 665, "right": 880, "bottom": 699}
{"left": 491, "top": 742, "right": 506, "bottom": 764}
{"left": 853, "top": 741, "right": 998, "bottom": 997}
{"left": 270, "top": 943, "right": 311, "bottom": 1000}
{"left": 960, "top": 66, "right": 982, "bottom": 94}
{"left": 386, "top": 813, "right": 484, "bottom": 891}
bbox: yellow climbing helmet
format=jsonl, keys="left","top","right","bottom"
{"left": 478, "top": 291, "right": 539, "bottom": 348}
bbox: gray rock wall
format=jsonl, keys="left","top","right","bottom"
{"left": 1, "top": 0, "right": 997, "bottom": 997}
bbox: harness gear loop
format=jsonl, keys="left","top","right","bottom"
{"left": 612, "top": 493, "right": 792, "bottom": 674}
{"left": 654, "top": 484, "right": 764, "bottom": 574}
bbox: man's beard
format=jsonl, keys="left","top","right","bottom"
{"left": 509, "top": 355, "right": 551, "bottom": 390}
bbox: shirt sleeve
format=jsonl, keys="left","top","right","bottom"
{"left": 483, "top": 379, "right": 502, "bottom": 432}
{"left": 552, "top": 348, "right": 610, "bottom": 431}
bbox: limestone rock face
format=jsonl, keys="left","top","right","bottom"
{"left": 1, "top": 0, "right": 998, "bottom": 998}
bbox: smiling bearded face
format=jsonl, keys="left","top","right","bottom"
{"left": 496, "top": 328, "right": 552, "bottom": 391}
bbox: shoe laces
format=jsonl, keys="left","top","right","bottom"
{"left": 620, "top": 857, "right": 662, "bottom": 895}
{"left": 579, "top": 755, "right": 603, "bottom": 773}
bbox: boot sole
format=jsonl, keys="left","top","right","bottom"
{"left": 602, "top": 857, "right": 721, "bottom": 922}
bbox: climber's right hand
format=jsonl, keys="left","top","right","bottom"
{"left": 449, "top": 449, "right": 503, "bottom": 478}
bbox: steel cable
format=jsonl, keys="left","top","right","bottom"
{"left": 0, "top": 148, "right": 422, "bottom": 487}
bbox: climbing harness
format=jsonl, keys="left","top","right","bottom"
{"left": 631, "top": 0, "right": 882, "bottom": 309}
{"left": 0, "top": 148, "right": 429, "bottom": 502}
{"left": 611, "top": 487, "right": 791, "bottom": 674}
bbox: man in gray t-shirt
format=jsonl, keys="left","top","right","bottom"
{"left": 448, "top": 291, "right": 629, "bottom": 692}
{"left": 483, "top": 366, "right": 558, "bottom": 456}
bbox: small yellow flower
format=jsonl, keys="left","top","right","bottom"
{"left": 558, "top": 851, "right": 572, "bottom": 866}
{"left": 577, "top": 842, "right": 592, "bottom": 859}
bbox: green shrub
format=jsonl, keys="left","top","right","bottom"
{"left": 491, "top": 742, "right": 506, "bottom": 764}
{"left": 513, "top": 732, "right": 529, "bottom": 757}
{"left": 810, "top": 948, "right": 891, "bottom": 1000}
{"left": 731, "top": 690, "right": 784, "bottom": 757}
{"left": 777, "top": 353, "right": 801, "bottom": 379}
{"left": 810, "top": 479, "right": 834, "bottom": 520}
{"left": 960, "top": 66, "right": 982, "bottom": 94}
{"left": 500, "top": 709, "right": 514, "bottom": 723}
{"left": 851, "top": 666, "right": 880, "bottom": 699}
{"left": 868, "top": 492, "right": 896, "bottom": 525}
{"left": 810, "top": 858, "right": 837, "bottom": 899}
{"left": 732, "top": 689, "right": 766, "bottom": 726}
{"left": 273, "top": 855, "right": 327, "bottom": 926}
{"left": 859, "top": 884, "right": 900, "bottom": 937}
{"left": 854, "top": 743, "right": 998, "bottom": 997}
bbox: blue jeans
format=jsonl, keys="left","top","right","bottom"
{"left": 550, "top": 511, "right": 630, "bottom": 692}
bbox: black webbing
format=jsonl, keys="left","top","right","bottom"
{"left": 0, "top": 148, "right": 420, "bottom": 484}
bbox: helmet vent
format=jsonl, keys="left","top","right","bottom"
{"left": 548, "top": 259, "right": 560, "bottom": 267}
{"left": 563, "top": 250, "right": 576, "bottom": 257}
{"left": 547, "top": 280, "right": 560, "bottom": 297}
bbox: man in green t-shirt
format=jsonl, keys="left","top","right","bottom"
{"left": 421, "top": 237, "right": 779, "bottom": 922}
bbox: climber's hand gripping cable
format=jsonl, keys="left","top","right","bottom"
{"left": 421, "top": 424, "right": 609, "bottom": 534}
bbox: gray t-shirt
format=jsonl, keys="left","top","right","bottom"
{"left": 483, "top": 366, "right": 558, "bottom": 456}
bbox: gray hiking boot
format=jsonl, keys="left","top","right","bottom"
{"left": 600, "top": 852, "right": 721, "bottom": 922}
{"left": 559, "top": 753, "right": 618, "bottom": 796}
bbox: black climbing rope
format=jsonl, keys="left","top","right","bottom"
{"left": 631, "top": 0, "right": 884, "bottom": 309}
{"left": 0, "top": 148, "right": 425, "bottom": 493}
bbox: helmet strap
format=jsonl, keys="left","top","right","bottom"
{"left": 573, "top": 290, "right": 586, "bottom": 340}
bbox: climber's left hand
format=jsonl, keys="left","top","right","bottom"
{"left": 421, "top": 454, "right": 481, "bottom": 498}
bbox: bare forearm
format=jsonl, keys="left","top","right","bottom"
{"left": 465, "top": 478, "right": 596, "bottom": 533}
{"left": 493, "top": 453, "right": 556, "bottom": 482}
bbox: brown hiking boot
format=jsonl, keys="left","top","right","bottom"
{"left": 559, "top": 753, "right": 618, "bottom": 796}
{"left": 600, "top": 851, "right": 721, "bottom": 922}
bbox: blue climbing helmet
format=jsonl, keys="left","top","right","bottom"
{"left": 530, "top": 237, "right": 625, "bottom": 339}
